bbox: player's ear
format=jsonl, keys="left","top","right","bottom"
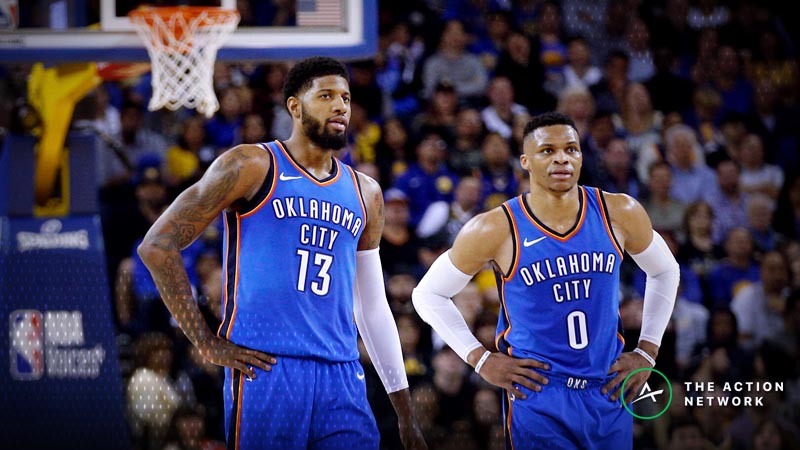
{"left": 286, "top": 96, "right": 301, "bottom": 119}
{"left": 520, "top": 154, "right": 530, "bottom": 171}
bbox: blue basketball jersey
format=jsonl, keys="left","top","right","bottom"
{"left": 217, "top": 140, "right": 366, "bottom": 362}
{"left": 496, "top": 187, "right": 625, "bottom": 379}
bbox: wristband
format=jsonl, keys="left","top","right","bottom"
{"left": 633, "top": 347, "right": 656, "bottom": 367}
{"left": 474, "top": 350, "right": 492, "bottom": 374}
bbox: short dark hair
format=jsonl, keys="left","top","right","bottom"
{"left": 282, "top": 56, "right": 349, "bottom": 104}
{"left": 523, "top": 111, "right": 578, "bottom": 140}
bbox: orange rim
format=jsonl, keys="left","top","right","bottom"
{"left": 128, "top": 6, "right": 239, "bottom": 25}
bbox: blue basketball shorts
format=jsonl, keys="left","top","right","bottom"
{"left": 501, "top": 372, "right": 633, "bottom": 450}
{"left": 223, "top": 356, "right": 380, "bottom": 450}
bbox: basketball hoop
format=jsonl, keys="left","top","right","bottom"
{"left": 128, "top": 6, "right": 240, "bottom": 118}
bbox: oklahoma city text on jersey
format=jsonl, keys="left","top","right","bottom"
{"left": 271, "top": 196, "right": 363, "bottom": 251}
{"left": 517, "top": 251, "right": 617, "bottom": 303}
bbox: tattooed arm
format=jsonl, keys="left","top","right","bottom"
{"left": 353, "top": 173, "right": 427, "bottom": 450}
{"left": 137, "top": 144, "right": 275, "bottom": 379}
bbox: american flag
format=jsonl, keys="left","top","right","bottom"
{"left": 297, "top": 0, "right": 342, "bottom": 27}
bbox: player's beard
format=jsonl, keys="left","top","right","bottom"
{"left": 302, "top": 111, "right": 347, "bottom": 150}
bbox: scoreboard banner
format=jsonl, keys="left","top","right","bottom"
{"left": 0, "top": 215, "right": 129, "bottom": 450}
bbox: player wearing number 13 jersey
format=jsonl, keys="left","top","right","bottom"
{"left": 412, "top": 112, "right": 679, "bottom": 450}
{"left": 218, "top": 139, "right": 366, "bottom": 361}
{"left": 138, "top": 57, "right": 425, "bottom": 450}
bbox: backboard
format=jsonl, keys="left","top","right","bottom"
{"left": 0, "top": 0, "right": 376, "bottom": 62}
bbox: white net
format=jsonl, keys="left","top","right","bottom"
{"left": 129, "top": 8, "right": 240, "bottom": 118}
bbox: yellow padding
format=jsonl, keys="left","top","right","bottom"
{"left": 28, "top": 62, "right": 101, "bottom": 205}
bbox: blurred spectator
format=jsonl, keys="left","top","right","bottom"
{"left": 713, "top": 45, "right": 754, "bottom": 118}
{"left": 687, "top": 0, "right": 730, "bottom": 30}
{"left": 671, "top": 291, "right": 710, "bottom": 373}
{"left": 689, "top": 307, "right": 753, "bottom": 380}
{"left": 589, "top": 0, "right": 629, "bottom": 65}
{"left": 392, "top": 131, "right": 459, "bottom": 230}
{"left": 746, "top": 193, "right": 782, "bottom": 255}
{"left": 731, "top": 250, "right": 791, "bottom": 350}
{"left": 614, "top": 82, "right": 664, "bottom": 183}
{"left": 678, "top": 201, "right": 721, "bottom": 294}
{"left": 410, "top": 382, "right": 446, "bottom": 444}
{"left": 624, "top": 16, "right": 655, "bottom": 83}
{"left": 748, "top": 27, "right": 799, "bottom": 107}
{"left": 509, "top": 111, "right": 533, "bottom": 156}
{"left": 705, "top": 159, "right": 750, "bottom": 244}
{"left": 665, "top": 415, "right": 715, "bottom": 450}
{"left": 448, "top": 107, "right": 485, "bottom": 176}
{"left": 746, "top": 78, "right": 799, "bottom": 171}
{"left": 203, "top": 87, "right": 244, "bottom": 150}
{"left": 644, "top": 45, "right": 693, "bottom": 116}
{"left": 348, "top": 59, "right": 383, "bottom": 120}
{"left": 380, "top": 188, "right": 421, "bottom": 277}
{"left": 706, "top": 227, "right": 760, "bottom": 308}
{"left": 421, "top": 19, "right": 488, "bottom": 101}
{"left": 773, "top": 174, "right": 800, "bottom": 240}
{"left": 251, "top": 62, "right": 291, "bottom": 141}
{"left": 684, "top": 86, "right": 724, "bottom": 156}
{"left": 706, "top": 110, "right": 749, "bottom": 164}
{"left": 476, "top": 133, "right": 519, "bottom": 211}
{"left": 164, "top": 116, "right": 214, "bottom": 188}
{"left": 595, "top": 137, "right": 644, "bottom": 198}
{"left": 376, "top": 21, "right": 426, "bottom": 121}
{"left": 529, "top": 0, "right": 568, "bottom": 96}
{"left": 443, "top": 176, "right": 482, "bottom": 246}
{"left": 590, "top": 50, "right": 630, "bottom": 115}
{"left": 102, "top": 157, "right": 172, "bottom": 307}
{"left": 664, "top": 124, "right": 716, "bottom": 204}
{"left": 750, "top": 417, "right": 800, "bottom": 450}
{"left": 578, "top": 109, "right": 617, "bottom": 186}
{"left": 480, "top": 75, "right": 529, "bottom": 140}
{"left": 467, "top": 10, "right": 512, "bottom": 72}
{"left": 347, "top": 101, "right": 381, "bottom": 164}
{"left": 494, "top": 30, "right": 555, "bottom": 114}
{"left": 162, "top": 405, "right": 225, "bottom": 450}
{"left": 127, "top": 332, "right": 182, "bottom": 450}
{"left": 410, "top": 79, "right": 459, "bottom": 141}
{"left": 562, "top": 36, "right": 603, "bottom": 92}
{"left": 97, "top": 100, "right": 168, "bottom": 188}
{"left": 471, "top": 387, "right": 502, "bottom": 449}
{"left": 556, "top": 85, "right": 595, "bottom": 138}
{"left": 430, "top": 346, "right": 475, "bottom": 429}
{"left": 738, "top": 133, "right": 784, "bottom": 201}
{"left": 375, "top": 117, "right": 412, "bottom": 189}
{"left": 239, "top": 113, "right": 267, "bottom": 145}
{"left": 642, "top": 161, "right": 688, "bottom": 237}
{"left": 396, "top": 312, "right": 431, "bottom": 384}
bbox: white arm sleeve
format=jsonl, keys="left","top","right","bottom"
{"left": 629, "top": 231, "right": 680, "bottom": 347}
{"left": 411, "top": 251, "right": 483, "bottom": 363}
{"left": 353, "top": 248, "right": 408, "bottom": 394}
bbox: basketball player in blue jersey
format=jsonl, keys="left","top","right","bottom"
{"left": 412, "top": 112, "right": 679, "bottom": 449}
{"left": 138, "top": 57, "right": 426, "bottom": 450}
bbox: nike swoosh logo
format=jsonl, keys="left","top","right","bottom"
{"left": 279, "top": 172, "right": 303, "bottom": 181}
{"left": 523, "top": 236, "right": 547, "bottom": 247}
{"left": 356, "top": 372, "right": 365, "bottom": 380}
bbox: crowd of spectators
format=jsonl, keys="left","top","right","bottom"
{"left": 4, "top": 1, "right": 800, "bottom": 449}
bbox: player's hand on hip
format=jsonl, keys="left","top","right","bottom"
{"left": 479, "top": 353, "right": 549, "bottom": 400}
{"left": 197, "top": 335, "right": 276, "bottom": 379}
{"left": 604, "top": 351, "right": 652, "bottom": 403}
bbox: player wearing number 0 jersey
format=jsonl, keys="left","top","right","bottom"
{"left": 218, "top": 139, "right": 366, "bottom": 360}
{"left": 496, "top": 185, "right": 624, "bottom": 379}
{"left": 412, "top": 112, "right": 679, "bottom": 450}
